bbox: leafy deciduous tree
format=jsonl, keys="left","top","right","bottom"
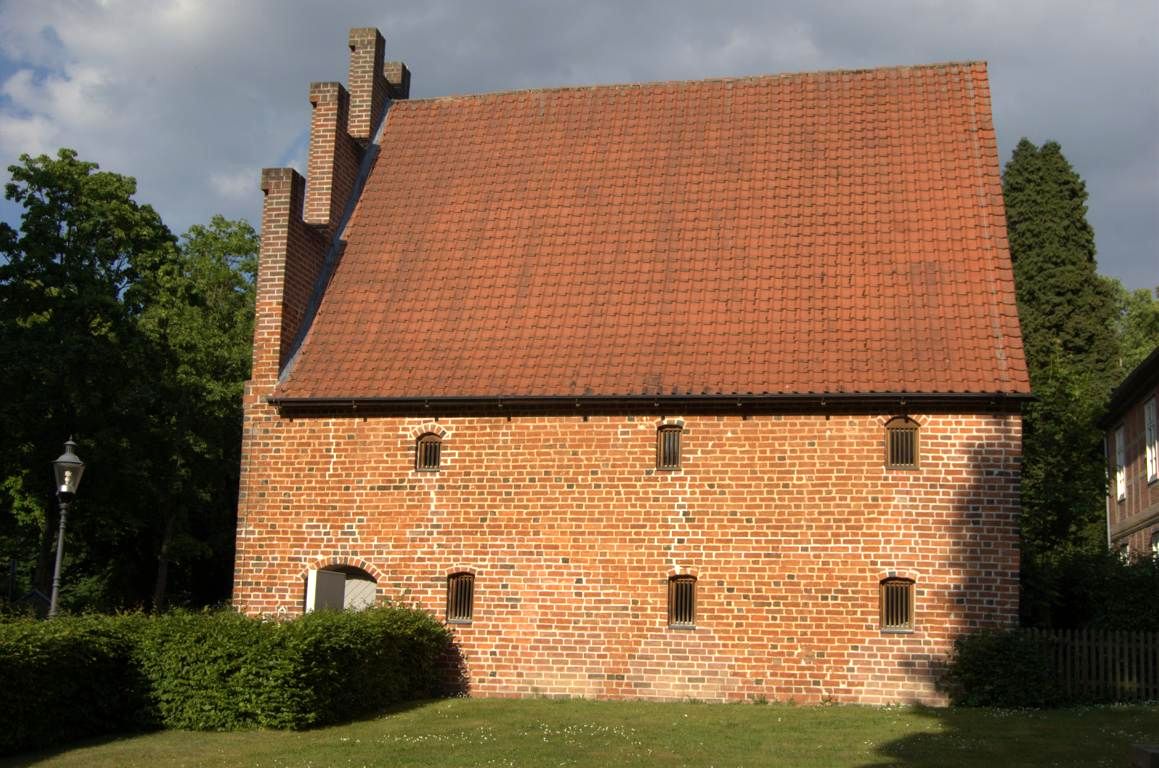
{"left": 0, "top": 149, "right": 255, "bottom": 612}
{"left": 1104, "top": 277, "right": 1159, "bottom": 381}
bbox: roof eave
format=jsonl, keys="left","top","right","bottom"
{"left": 267, "top": 390, "right": 1032, "bottom": 414}
{"left": 1100, "top": 345, "right": 1159, "bottom": 427}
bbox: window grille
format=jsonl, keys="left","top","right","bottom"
{"left": 416, "top": 433, "right": 441, "bottom": 471}
{"left": 668, "top": 575, "right": 696, "bottom": 628}
{"left": 885, "top": 418, "right": 919, "bottom": 469}
{"left": 880, "top": 578, "right": 914, "bottom": 631}
{"left": 446, "top": 572, "right": 474, "bottom": 623}
{"left": 657, "top": 426, "right": 682, "bottom": 470}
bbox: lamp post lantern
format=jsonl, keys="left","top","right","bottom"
{"left": 48, "top": 438, "right": 84, "bottom": 619}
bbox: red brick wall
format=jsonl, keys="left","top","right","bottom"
{"left": 346, "top": 28, "right": 387, "bottom": 142}
{"left": 305, "top": 82, "right": 361, "bottom": 232}
{"left": 252, "top": 168, "right": 326, "bottom": 379}
{"left": 234, "top": 401, "right": 1021, "bottom": 704}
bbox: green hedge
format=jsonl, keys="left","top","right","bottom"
{"left": 0, "top": 606, "right": 452, "bottom": 755}
{"left": 136, "top": 607, "right": 451, "bottom": 730}
{"left": 0, "top": 615, "right": 149, "bottom": 754}
{"left": 940, "top": 629, "right": 1062, "bottom": 708}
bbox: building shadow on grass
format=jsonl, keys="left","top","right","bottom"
{"left": 854, "top": 703, "right": 1159, "bottom": 768}
{"left": 0, "top": 729, "right": 156, "bottom": 768}
{"left": 2, "top": 697, "right": 461, "bottom": 768}
{"left": 854, "top": 705, "right": 953, "bottom": 768}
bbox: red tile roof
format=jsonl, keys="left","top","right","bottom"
{"left": 275, "top": 62, "right": 1029, "bottom": 401}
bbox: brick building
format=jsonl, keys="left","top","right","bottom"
{"left": 1104, "top": 346, "right": 1159, "bottom": 557}
{"left": 234, "top": 28, "right": 1031, "bottom": 704}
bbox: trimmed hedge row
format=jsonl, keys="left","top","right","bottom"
{"left": 0, "top": 615, "right": 149, "bottom": 754}
{"left": 0, "top": 606, "right": 451, "bottom": 755}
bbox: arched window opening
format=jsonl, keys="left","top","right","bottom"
{"left": 668, "top": 575, "right": 696, "bottom": 628}
{"left": 446, "top": 572, "right": 475, "bottom": 623}
{"left": 416, "top": 433, "right": 442, "bottom": 471}
{"left": 305, "top": 565, "right": 377, "bottom": 612}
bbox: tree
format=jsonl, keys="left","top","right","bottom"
{"left": 0, "top": 149, "right": 255, "bottom": 612}
{"left": 0, "top": 149, "right": 177, "bottom": 609}
{"left": 1003, "top": 139, "right": 1119, "bottom": 560}
{"left": 135, "top": 216, "right": 256, "bottom": 609}
{"left": 1105, "top": 278, "right": 1159, "bottom": 381}
{"left": 1004, "top": 139, "right": 1120, "bottom": 383}
{"left": 1016, "top": 354, "right": 1107, "bottom": 555}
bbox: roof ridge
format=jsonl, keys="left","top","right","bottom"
{"left": 397, "top": 60, "right": 988, "bottom": 105}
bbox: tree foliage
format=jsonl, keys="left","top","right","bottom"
{"left": 1105, "top": 277, "right": 1159, "bottom": 379}
{"left": 1021, "top": 547, "right": 1159, "bottom": 630}
{"left": 1004, "top": 139, "right": 1119, "bottom": 383}
{"left": 0, "top": 149, "right": 255, "bottom": 611}
{"left": 1017, "top": 357, "right": 1108, "bottom": 555}
{"left": 134, "top": 216, "right": 257, "bottom": 610}
{"left": 1003, "top": 139, "right": 1119, "bottom": 561}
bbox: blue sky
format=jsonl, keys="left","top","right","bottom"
{"left": 1, "top": 0, "right": 1155, "bottom": 289}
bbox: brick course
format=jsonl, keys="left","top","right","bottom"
{"left": 252, "top": 168, "right": 326, "bottom": 379}
{"left": 305, "top": 82, "right": 360, "bottom": 232}
{"left": 235, "top": 402, "right": 1021, "bottom": 704}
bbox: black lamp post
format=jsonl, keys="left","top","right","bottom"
{"left": 48, "top": 438, "right": 84, "bottom": 619}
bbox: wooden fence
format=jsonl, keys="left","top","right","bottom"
{"left": 1025, "top": 628, "right": 1159, "bottom": 702}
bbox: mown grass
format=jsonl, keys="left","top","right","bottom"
{"left": 4, "top": 698, "right": 1157, "bottom": 768}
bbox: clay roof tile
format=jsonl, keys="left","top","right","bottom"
{"left": 275, "top": 62, "right": 1029, "bottom": 400}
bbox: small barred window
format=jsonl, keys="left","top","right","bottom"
{"left": 446, "top": 572, "right": 474, "bottom": 623}
{"left": 416, "top": 433, "right": 441, "bottom": 471}
{"left": 657, "top": 426, "right": 682, "bottom": 470}
{"left": 885, "top": 417, "right": 919, "bottom": 469}
{"left": 668, "top": 575, "right": 696, "bottom": 628}
{"left": 880, "top": 578, "right": 914, "bottom": 631}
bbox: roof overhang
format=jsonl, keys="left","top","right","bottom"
{"left": 267, "top": 391, "right": 1032, "bottom": 417}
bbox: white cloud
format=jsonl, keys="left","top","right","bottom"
{"left": 0, "top": 0, "right": 336, "bottom": 232}
{"left": 209, "top": 168, "right": 260, "bottom": 204}
{"left": 0, "top": 0, "right": 1154, "bottom": 286}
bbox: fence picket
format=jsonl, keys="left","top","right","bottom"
{"left": 1020, "top": 628, "right": 1159, "bottom": 703}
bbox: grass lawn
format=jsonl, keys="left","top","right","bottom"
{"left": 4, "top": 698, "right": 1157, "bottom": 768}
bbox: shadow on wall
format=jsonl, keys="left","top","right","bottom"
{"left": 865, "top": 423, "right": 1020, "bottom": 704}
{"left": 949, "top": 429, "right": 1021, "bottom": 633}
{"left": 439, "top": 638, "right": 470, "bottom": 698}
